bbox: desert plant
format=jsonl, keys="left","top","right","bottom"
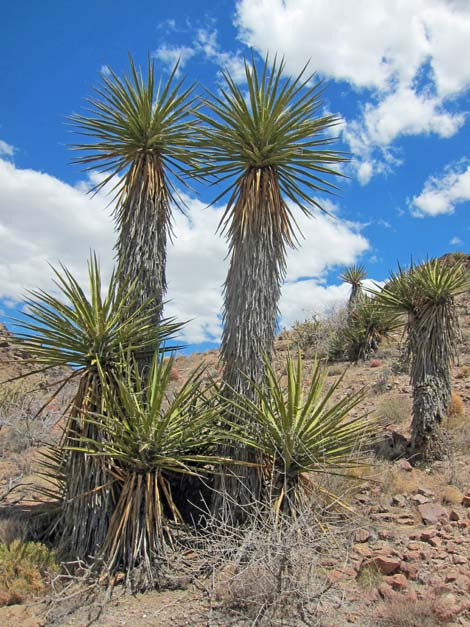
{"left": 226, "top": 352, "right": 375, "bottom": 516}
{"left": 73, "top": 353, "right": 228, "bottom": 589}
{"left": 0, "top": 540, "right": 58, "bottom": 606}
{"left": 340, "top": 264, "right": 366, "bottom": 312}
{"left": 331, "top": 295, "right": 396, "bottom": 363}
{"left": 371, "top": 258, "right": 470, "bottom": 460}
{"left": 70, "top": 56, "right": 198, "bottom": 367}
{"left": 9, "top": 255, "right": 180, "bottom": 559}
{"left": 198, "top": 56, "right": 346, "bottom": 516}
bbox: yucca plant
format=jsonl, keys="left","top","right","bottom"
{"left": 10, "top": 254, "right": 181, "bottom": 559}
{"left": 74, "top": 353, "right": 228, "bottom": 589}
{"left": 198, "top": 56, "right": 346, "bottom": 514}
{"left": 339, "top": 294, "right": 397, "bottom": 362}
{"left": 70, "top": 56, "right": 198, "bottom": 366}
{"left": 370, "top": 258, "right": 470, "bottom": 460}
{"left": 340, "top": 264, "right": 367, "bottom": 313}
{"left": 225, "top": 353, "right": 375, "bottom": 517}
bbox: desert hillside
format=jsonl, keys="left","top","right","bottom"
{"left": 0, "top": 266, "right": 469, "bottom": 627}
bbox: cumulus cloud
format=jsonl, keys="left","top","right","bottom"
{"left": 0, "top": 158, "right": 369, "bottom": 344}
{"left": 235, "top": 0, "right": 470, "bottom": 182}
{"left": 409, "top": 159, "right": 470, "bottom": 217}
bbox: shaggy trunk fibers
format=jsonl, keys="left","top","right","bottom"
{"left": 215, "top": 169, "right": 287, "bottom": 521}
{"left": 54, "top": 375, "right": 115, "bottom": 560}
{"left": 409, "top": 311, "right": 452, "bottom": 461}
{"left": 116, "top": 162, "right": 171, "bottom": 371}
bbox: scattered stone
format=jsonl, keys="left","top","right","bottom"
{"left": 385, "top": 573, "right": 409, "bottom": 590}
{"left": 364, "top": 556, "right": 401, "bottom": 576}
{"left": 418, "top": 502, "right": 449, "bottom": 525}
{"left": 354, "top": 529, "right": 371, "bottom": 543}
{"left": 397, "top": 459, "right": 413, "bottom": 472}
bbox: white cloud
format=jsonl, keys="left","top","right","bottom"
{"left": 450, "top": 236, "right": 463, "bottom": 245}
{"left": 153, "top": 23, "right": 247, "bottom": 83}
{"left": 236, "top": 0, "right": 470, "bottom": 182}
{"left": 0, "top": 159, "right": 369, "bottom": 344}
{"left": 409, "top": 159, "right": 470, "bottom": 217}
{"left": 0, "top": 140, "right": 14, "bottom": 157}
{"left": 153, "top": 44, "right": 196, "bottom": 75}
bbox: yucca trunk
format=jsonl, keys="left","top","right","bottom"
{"left": 409, "top": 311, "right": 452, "bottom": 460}
{"left": 116, "top": 160, "right": 171, "bottom": 368}
{"left": 55, "top": 374, "right": 116, "bottom": 560}
{"left": 215, "top": 169, "right": 286, "bottom": 519}
{"left": 348, "top": 284, "right": 362, "bottom": 313}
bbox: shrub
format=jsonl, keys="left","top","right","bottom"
{"left": 377, "top": 596, "right": 453, "bottom": 626}
{"left": 0, "top": 540, "right": 58, "bottom": 606}
{"left": 291, "top": 308, "right": 346, "bottom": 359}
{"left": 448, "top": 390, "right": 464, "bottom": 419}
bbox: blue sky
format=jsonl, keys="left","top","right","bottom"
{"left": 1, "top": 0, "right": 469, "bottom": 352}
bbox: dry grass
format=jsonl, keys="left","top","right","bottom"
{"left": 376, "top": 596, "right": 453, "bottom": 626}
{"left": 377, "top": 396, "right": 411, "bottom": 426}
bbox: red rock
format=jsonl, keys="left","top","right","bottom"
{"left": 412, "top": 493, "right": 430, "bottom": 504}
{"left": 462, "top": 492, "right": 470, "bottom": 507}
{"left": 370, "top": 359, "right": 382, "bottom": 368}
{"left": 452, "top": 555, "right": 468, "bottom": 565}
{"left": 354, "top": 529, "right": 370, "bottom": 543}
{"left": 420, "top": 529, "right": 437, "bottom": 542}
{"left": 397, "top": 459, "right": 413, "bottom": 472}
{"left": 450, "top": 509, "right": 461, "bottom": 521}
{"left": 364, "top": 556, "right": 401, "bottom": 576}
{"left": 385, "top": 573, "right": 409, "bottom": 590}
{"left": 418, "top": 502, "right": 449, "bottom": 525}
{"left": 400, "top": 561, "right": 418, "bottom": 580}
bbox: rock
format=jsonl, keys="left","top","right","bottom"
{"left": 397, "top": 459, "right": 413, "bottom": 472}
{"left": 433, "top": 593, "right": 466, "bottom": 621}
{"left": 385, "top": 573, "right": 409, "bottom": 590}
{"left": 354, "top": 529, "right": 371, "bottom": 543}
{"left": 370, "top": 359, "right": 382, "bottom": 368}
{"left": 462, "top": 492, "right": 470, "bottom": 507}
{"left": 364, "top": 556, "right": 401, "bottom": 576}
{"left": 412, "top": 493, "right": 431, "bottom": 505}
{"left": 420, "top": 528, "right": 437, "bottom": 542}
{"left": 450, "top": 509, "right": 461, "bottom": 521}
{"left": 418, "top": 502, "right": 449, "bottom": 525}
{"left": 418, "top": 487, "right": 435, "bottom": 497}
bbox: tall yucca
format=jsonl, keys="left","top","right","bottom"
{"left": 198, "top": 56, "right": 346, "bottom": 515}
{"left": 371, "top": 258, "right": 469, "bottom": 460}
{"left": 70, "top": 56, "right": 198, "bottom": 365}
{"left": 340, "top": 264, "right": 366, "bottom": 312}
{"left": 11, "top": 255, "right": 180, "bottom": 558}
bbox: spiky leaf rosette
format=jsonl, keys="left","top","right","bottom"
{"left": 10, "top": 254, "right": 181, "bottom": 558}
{"left": 340, "top": 264, "right": 367, "bottom": 312}
{"left": 69, "top": 56, "right": 199, "bottom": 328}
{"left": 340, "top": 264, "right": 367, "bottom": 287}
{"left": 198, "top": 56, "right": 347, "bottom": 246}
{"left": 224, "top": 353, "right": 375, "bottom": 516}
{"left": 73, "top": 354, "right": 229, "bottom": 588}
{"left": 370, "top": 258, "right": 470, "bottom": 458}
